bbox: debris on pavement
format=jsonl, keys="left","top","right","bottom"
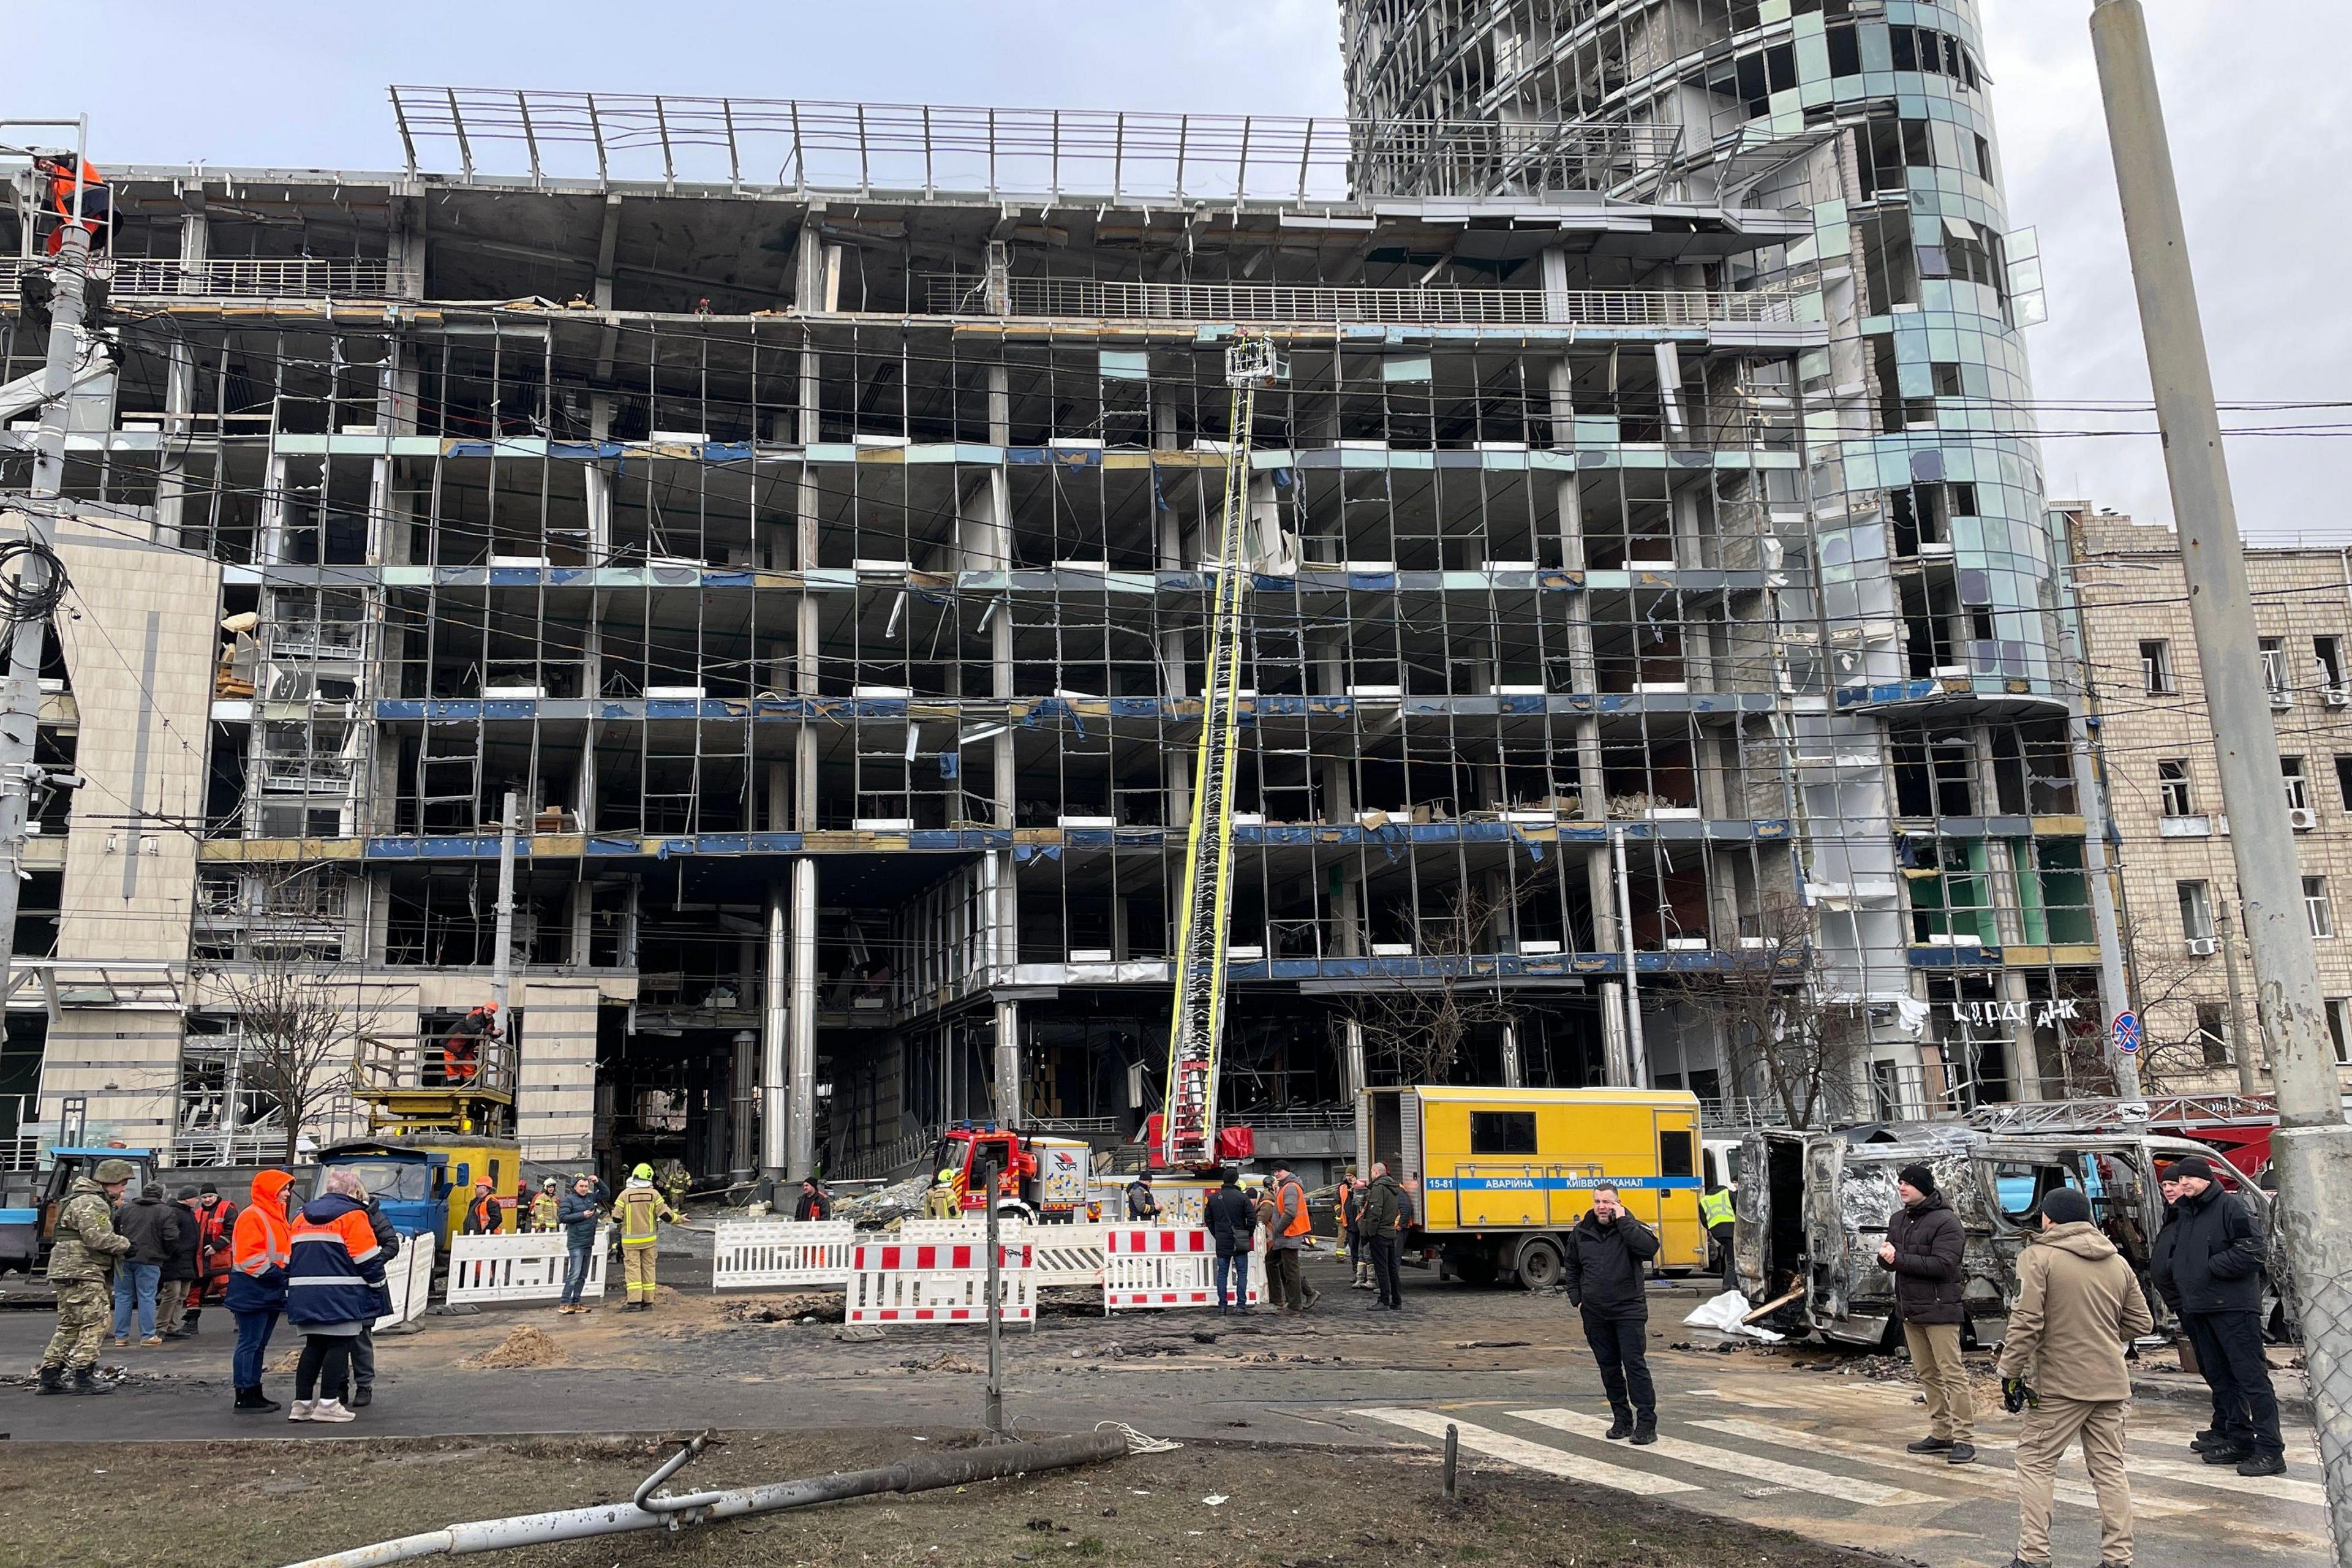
{"left": 461, "top": 1325, "right": 570, "bottom": 1369}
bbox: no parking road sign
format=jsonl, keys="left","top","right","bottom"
{"left": 2112, "top": 1010, "right": 2141, "bottom": 1054}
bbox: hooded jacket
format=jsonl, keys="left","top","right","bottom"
{"left": 1563, "top": 1207, "right": 1660, "bottom": 1320}
{"left": 111, "top": 1188, "right": 187, "bottom": 1267}
{"left": 285, "top": 1191, "right": 387, "bottom": 1329}
{"left": 227, "top": 1170, "right": 295, "bottom": 1313}
{"left": 1885, "top": 1191, "right": 1966, "bottom": 1326}
{"left": 1996, "top": 1221, "right": 2155, "bottom": 1402}
{"left": 1358, "top": 1174, "right": 1404, "bottom": 1240}
{"left": 2156, "top": 1180, "right": 2266, "bottom": 1315}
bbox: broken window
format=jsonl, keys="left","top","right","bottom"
{"left": 2318, "top": 636, "right": 2344, "bottom": 693}
{"left": 2159, "top": 760, "right": 2193, "bottom": 818}
{"left": 2261, "top": 636, "right": 2288, "bottom": 694}
{"left": 2139, "top": 639, "right": 2172, "bottom": 695}
{"left": 2177, "top": 880, "right": 2212, "bottom": 943}
{"left": 2195, "top": 1003, "right": 2230, "bottom": 1066}
{"left": 2308, "top": 876, "right": 2335, "bottom": 939}
{"left": 2284, "top": 756, "right": 2310, "bottom": 812}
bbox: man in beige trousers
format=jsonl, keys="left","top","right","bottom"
{"left": 1882, "top": 1163, "right": 1975, "bottom": 1463}
{"left": 1997, "top": 1186, "right": 2153, "bottom": 1568}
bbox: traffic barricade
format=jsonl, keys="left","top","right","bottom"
{"left": 375, "top": 1230, "right": 435, "bottom": 1329}
{"left": 1102, "top": 1226, "right": 1264, "bottom": 1312}
{"left": 846, "top": 1238, "right": 1035, "bottom": 1324}
{"left": 710, "top": 1219, "right": 857, "bottom": 1291}
{"left": 1017, "top": 1220, "right": 1121, "bottom": 1289}
{"left": 445, "top": 1227, "right": 608, "bottom": 1305}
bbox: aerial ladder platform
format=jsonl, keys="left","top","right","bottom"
{"left": 1155, "top": 333, "right": 1284, "bottom": 1169}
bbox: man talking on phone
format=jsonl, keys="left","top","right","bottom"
{"left": 1564, "top": 1183, "right": 1661, "bottom": 1444}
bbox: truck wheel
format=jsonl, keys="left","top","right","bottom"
{"left": 1516, "top": 1237, "right": 1564, "bottom": 1292}
{"left": 1453, "top": 1250, "right": 1499, "bottom": 1288}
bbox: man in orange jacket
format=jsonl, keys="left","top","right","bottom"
{"left": 36, "top": 154, "right": 108, "bottom": 257}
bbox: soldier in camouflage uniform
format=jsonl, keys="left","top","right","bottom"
{"left": 39, "top": 1157, "right": 135, "bottom": 1394}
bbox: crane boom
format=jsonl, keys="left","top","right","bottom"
{"left": 1159, "top": 334, "right": 1283, "bottom": 1168}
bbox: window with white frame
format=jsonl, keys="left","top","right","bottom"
{"left": 2195, "top": 1001, "right": 2231, "bottom": 1066}
{"left": 2320, "top": 636, "right": 2345, "bottom": 692}
{"left": 2141, "top": 639, "right": 2173, "bottom": 695}
{"left": 2285, "top": 756, "right": 2310, "bottom": 811}
{"left": 2308, "top": 876, "right": 2335, "bottom": 938}
{"left": 2177, "top": 881, "right": 2214, "bottom": 943}
{"left": 2263, "top": 636, "right": 2288, "bottom": 693}
{"left": 2159, "top": 759, "right": 2193, "bottom": 818}
{"left": 2331, "top": 998, "right": 2352, "bottom": 1066}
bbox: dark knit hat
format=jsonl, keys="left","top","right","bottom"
{"left": 1898, "top": 1163, "right": 1937, "bottom": 1196}
{"left": 2166, "top": 1155, "right": 2216, "bottom": 1183}
{"left": 2039, "top": 1188, "right": 2092, "bottom": 1226}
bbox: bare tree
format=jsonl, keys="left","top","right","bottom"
{"left": 2114, "top": 908, "right": 2232, "bottom": 1095}
{"left": 1349, "top": 882, "right": 1518, "bottom": 1084}
{"left": 1681, "top": 897, "right": 1863, "bottom": 1128}
{"left": 205, "top": 952, "right": 389, "bottom": 1162}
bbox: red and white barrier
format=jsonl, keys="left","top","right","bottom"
{"left": 847, "top": 1239, "right": 1036, "bottom": 1324}
{"left": 1102, "top": 1226, "right": 1264, "bottom": 1313}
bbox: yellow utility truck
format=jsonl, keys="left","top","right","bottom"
{"left": 1357, "top": 1085, "right": 1708, "bottom": 1290}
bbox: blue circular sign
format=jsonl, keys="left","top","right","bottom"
{"left": 2113, "top": 1010, "right": 2141, "bottom": 1054}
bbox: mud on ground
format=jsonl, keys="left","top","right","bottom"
{"left": 1, "top": 1429, "right": 1906, "bottom": 1568}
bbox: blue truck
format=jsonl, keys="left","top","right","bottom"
{"left": 0, "top": 1147, "right": 163, "bottom": 1274}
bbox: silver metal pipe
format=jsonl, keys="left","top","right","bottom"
{"left": 277, "top": 1430, "right": 1127, "bottom": 1567}
{"left": 1611, "top": 825, "right": 1648, "bottom": 1085}
{"left": 761, "top": 881, "right": 789, "bottom": 1176}
{"left": 788, "top": 854, "right": 818, "bottom": 1180}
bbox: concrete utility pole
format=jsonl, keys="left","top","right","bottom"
{"left": 2091, "top": 4, "right": 2352, "bottom": 1553}
{"left": 0, "top": 141, "right": 91, "bottom": 1005}
{"left": 2220, "top": 901, "right": 2258, "bottom": 1098}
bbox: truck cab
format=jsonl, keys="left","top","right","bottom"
{"left": 930, "top": 1123, "right": 1093, "bottom": 1223}
{"left": 0, "top": 1146, "right": 161, "bottom": 1274}
{"left": 312, "top": 1140, "right": 450, "bottom": 1242}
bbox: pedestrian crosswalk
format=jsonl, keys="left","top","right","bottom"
{"left": 1349, "top": 1387, "right": 2328, "bottom": 1564}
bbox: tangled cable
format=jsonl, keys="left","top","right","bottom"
{"left": 0, "top": 538, "right": 69, "bottom": 628}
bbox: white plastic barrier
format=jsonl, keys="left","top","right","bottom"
{"left": 710, "top": 1219, "right": 858, "bottom": 1291}
{"left": 445, "top": 1227, "right": 609, "bottom": 1305}
{"left": 1102, "top": 1226, "right": 1265, "bottom": 1312}
{"left": 891, "top": 1217, "right": 987, "bottom": 1243}
{"left": 1016, "top": 1221, "right": 1123, "bottom": 1289}
{"left": 375, "top": 1231, "right": 436, "bottom": 1329}
{"left": 846, "top": 1238, "right": 1035, "bottom": 1324}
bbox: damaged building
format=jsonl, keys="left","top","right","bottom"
{"left": 0, "top": 0, "right": 2111, "bottom": 1183}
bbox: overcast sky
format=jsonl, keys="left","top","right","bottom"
{"left": 32, "top": 0, "right": 2346, "bottom": 537}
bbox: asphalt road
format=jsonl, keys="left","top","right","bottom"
{"left": 3, "top": 1250, "right": 2324, "bottom": 1568}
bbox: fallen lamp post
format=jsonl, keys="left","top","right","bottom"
{"left": 276, "top": 1428, "right": 1130, "bottom": 1567}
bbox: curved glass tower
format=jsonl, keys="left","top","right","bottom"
{"left": 1341, "top": 1, "right": 2111, "bottom": 1110}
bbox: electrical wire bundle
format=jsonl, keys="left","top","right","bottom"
{"left": 0, "top": 537, "right": 68, "bottom": 628}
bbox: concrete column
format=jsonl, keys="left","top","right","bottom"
{"left": 992, "top": 997, "right": 1023, "bottom": 1127}
{"left": 761, "top": 882, "right": 790, "bottom": 1175}
{"left": 789, "top": 856, "right": 820, "bottom": 1178}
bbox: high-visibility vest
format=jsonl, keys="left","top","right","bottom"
{"left": 1700, "top": 1189, "right": 1736, "bottom": 1229}
{"left": 1278, "top": 1180, "right": 1311, "bottom": 1238}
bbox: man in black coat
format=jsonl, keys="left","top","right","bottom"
{"left": 1202, "top": 1169, "right": 1258, "bottom": 1313}
{"left": 156, "top": 1186, "right": 204, "bottom": 1338}
{"left": 107, "top": 1183, "right": 186, "bottom": 1347}
{"left": 2155, "top": 1155, "right": 2282, "bottom": 1476}
{"left": 794, "top": 1178, "right": 833, "bottom": 1223}
{"left": 1880, "top": 1162, "right": 1975, "bottom": 1463}
{"left": 1563, "top": 1184, "right": 1661, "bottom": 1443}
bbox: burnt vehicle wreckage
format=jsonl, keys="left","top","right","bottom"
{"left": 1731, "top": 1121, "right": 2285, "bottom": 1349}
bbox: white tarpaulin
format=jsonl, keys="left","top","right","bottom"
{"left": 1683, "top": 1289, "right": 1785, "bottom": 1341}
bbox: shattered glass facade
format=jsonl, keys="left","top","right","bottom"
{"left": 1341, "top": 0, "right": 2116, "bottom": 1112}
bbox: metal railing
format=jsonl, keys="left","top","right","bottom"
{"left": 389, "top": 86, "right": 1681, "bottom": 205}
{"left": 924, "top": 274, "right": 1799, "bottom": 327}
{"left": 0, "top": 255, "right": 402, "bottom": 301}
{"left": 829, "top": 1128, "right": 933, "bottom": 1183}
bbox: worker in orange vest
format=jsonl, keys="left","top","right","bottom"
{"left": 36, "top": 154, "right": 108, "bottom": 257}
{"left": 440, "top": 1002, "right": 498, "bottom": 1085}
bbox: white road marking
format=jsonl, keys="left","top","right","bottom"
{"left": 1690, "top": 1416, "right": 2207, "bottom": 1519}
{"left": 2126, "top": 1456, "right": 2324, "bottom": 1508}
{"left": 1349, "top": 1408, "right": 1698, "bottom": 1496}
{"left": 1512, "top": 1407, "right": 1937, "bottom": 1507}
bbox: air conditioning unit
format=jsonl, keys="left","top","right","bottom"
{"left": 2290, "top": 806, "right": 2319, "bottom": 831}
{"left": 2326, "top": 687, "right": 2350, "bottom": 709}
{"left": 2187, "top": 936, "right": 2219, "bottom": 957}
{"left": 2272, "top": 690, "right": 2294, "bottom": 710}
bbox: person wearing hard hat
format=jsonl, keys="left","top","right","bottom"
{"left": 925, "top": 1167, "right": 963, "bottom": 1221}
{"left": 440, "top": 1001, "right": 499, "bottom": 1086}
{"left": 614, "top": 1164, "right": 681, "bottom": 1311}
{"left": 461, "top": 1178, "right": 499, "bottom": 1237}
{"left": 37, "top": 1158, "right": 133, "bottom": 1395}
{"left": 529, "top": 1176, "right": 561, "bottom": 1235}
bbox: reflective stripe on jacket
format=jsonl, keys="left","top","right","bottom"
{"left": 616, "top": 1181, "right": 675, "bottom": 1245}
{"left": 227, "top": 1170, "right": 294, "bottom": 1313}
{"left": 285, "top": 1193, "right": 386, "bottom": 1328}
{"left": 1699, "top": 1189, "right": 1735, "bottom": 1229}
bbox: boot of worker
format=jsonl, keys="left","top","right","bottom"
{"left": 1604, "top": 1404, "right": 1634, "bottom": 1441}
{"left": 183, "top": 1309, "right": 202, "bottom": 1336}
{"left": 35, "top": 1365, "right": 65, "bottom": 1395}
{"left": 70, "top": 1366, "right": 113, "bottom": 1395}
{"left": 235, "top": 1385, "right": 281, "bottom": 1414}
